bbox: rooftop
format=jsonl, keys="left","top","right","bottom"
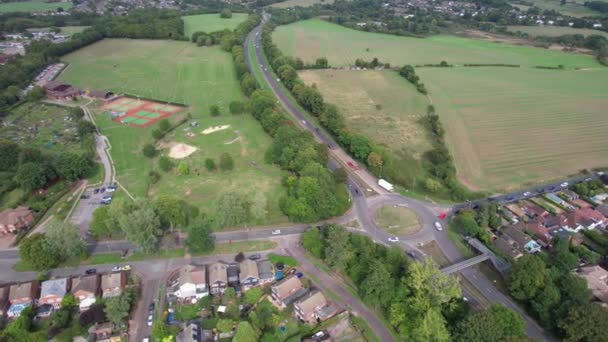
{"left": 40, "top": 278, "right": 68, "bottom": 299}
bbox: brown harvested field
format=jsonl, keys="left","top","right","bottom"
{"left": 298, "top": 69, "right": 431, "bottom": 159}
{"left": 418, "top": 67, "right": 608, "bottom": 191}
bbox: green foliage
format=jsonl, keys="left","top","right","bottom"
{"left": 508, "top": 255, "right": 550, "bottom": 301}
{"left": 90, "top": 206, "right": 121, "bottom": 239}
{"left": 559, "top": 304, "right": 608, "bottom": 341}
{"left": 219, "top": 152, "right": 234, "bottom": 171}
{"left": 115, "top": 199, "right": 162, "bottom": 253}
{"left": 159, "top": 155, "right": 173, "bottom": 172}
{"left": 19, "top": 233, "right": 62, "bottom": 270}
{"left": 26, "top": 85, "right": 44, "bottom": 101}
{"left": 233, "top": 321, "right": 258, "bottom": 342}
{"left": 185, "top": 216, "right": 215, "bottom": 254}
{"left": 209, "top": 104, "right": 221, "bottom": 117}
{"left": 220, "top": 9, "right": 233, "bottom": 19}
{"left": 229, "top": 101, "right": 245, "bottom": 114}
{"left": 104, "top": 291, "right": 133, "bottom": 327}
{"left": 572, "top": 179, "right": 604, "bottom": 197}
{"left": 244, "top": 287, "right": 263, "bottom": 305}
{"left": 204, "top": 158, "right": 216, "bottom": 171}
{"left": 53, "top": 152, "right": 94, "bottom": 181}
{"left": 453, "top": 304, "right": 525, "bottom": 342}
{"left": 143, "top": 143, "right": 157, "bottom": 158}
{"left": 216, "top": 319, "right": 234, "bottom": 333}
{"left": 77, "top": 120, "right": 96, "bottom": 137}
{"left": 214, "top": 191, "right": 251, "bottom": 228}
{"left": 154, "top": 195, "right": 187, "bottom": 229}
{"left": 301, "top": 227, "right": 324, "bottom": 258}
{"left": 177, "top": 161, "right": 190, "bottom": 175}
{"left": 45, "top": 219, "right": 86, "bottom": 260}
{"left": 14, "top": 161, "right": 54, "bottom": 191}
{"left": 158, "top": 119, "right": 171, "bottom": 132}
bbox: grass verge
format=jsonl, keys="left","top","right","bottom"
{"left": 267, "top": 253, "right": 298, "bottom": 266}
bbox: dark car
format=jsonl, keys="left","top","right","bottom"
{"left": 80, "top": 194, "right": 90, "bottom": 199}
{"left": 248, "top": 254, "right": 261, "bottom": 260}
{"left": 85, "top": 268, "right": 96, "bottom": 275}
{"left": 93, "top": 188, "right": 100, "bottom": 194}
{"left": 276, "top": 262, "right": 285, "bottom": 271}
{"left": 148, "top": 302, "right": 155, "bottom": 311}
{"left": 506, "top": 196, "right": 514, "bottom": 201}
{"left": 100, "top": 187, "right": 106, "bottom": 193}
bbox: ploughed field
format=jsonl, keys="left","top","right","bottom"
{"left": 273, "top": 19, "right": 608, "bottom": 192}
{"left": 59, "top": 39, "right": 287, "bottom": 225}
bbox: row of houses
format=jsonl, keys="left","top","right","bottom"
{"left": 271, "top": 274, "right": 339, "bottom": 324}
{"left": 0, "top": 272, "right": 126, "bottom": 318}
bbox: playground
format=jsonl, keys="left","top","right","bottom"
{"left": 101, "top": 97, "right": 184, "bottom": 127}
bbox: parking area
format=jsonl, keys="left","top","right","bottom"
{"left": 70, "top": 183, "right": 117, "bottom": 239}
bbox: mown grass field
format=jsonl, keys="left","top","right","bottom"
{"left": 419, "top": 67, "right": 608, "bottom": 191}
{"left": 27, "top": 26, "right": 90, "bottom": 36}
{"left": 375, "top": 205, "right": 421, "bottom": 236}
{"left": 182, "top": 13, "right": 248, "bottom": 38}
{"left": 507, "top": 25, "right": 608, "bottom": 38}
{"left": 272, "top": 19, "right": 600, "bottom": 68}
{"left": 271, "top": 0, "right": 334, "bottom": 8}
{"left": 298, "top": 69, "right": 431, "bottom": 158}
{"left": 59, "top": 39, "right": 288, "bottom": 226}
{"left": 0, "top": 0, "right": 72, "bottom": 12}
{"left": 511, "top": 0, "right": 599, "bottom": 17}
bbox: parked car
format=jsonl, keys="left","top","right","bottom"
{"left": 102, "top": 195, "right": 112, "bottom": 200}
{"left": 85, "top": 268, "right": 96, "bottom": 275}
{"left": 93, "top": 188, "right": 100, "bottom": 194}
{"left": 388, "top": 236, "right": 399, "bottom": 243}
{"left": 560, "top": 182, "right": 569, "bottom": 188}
{"left": 100, "top": 199, "right": 112, "bottom": 205}
{"left": 310, "top": 330, "right": 330, "bottom": 341}
{"left": 434, "top": 222, "right": 443, "bottom": 231}
{"left": 121, "top": 265, "right": 131, "bottom": 271}
{"left": 100, "top": 187, "right": 106, "bottom": 193}
{"left": 147, "top": 315, "right": 153, "bottom": 326}
{"left": 80, "top": 194, "right": 90, "bottom": 199}
{"left": 106, "top": 186, "right": 117, "bottom": 193}
{"left": 112, "top": 266, "right": 121, "bottom": 272}
{"left": 149, "top": 303, "right": 155, "bottom": 311}
{"left": 248, "top": 254, "right": 261, "bottom": 260}
{"left": 523, "top": 192, "right": 531, "bottom": 197}
{"left": 271, "top": 229, "right": 281, "bottom": 235}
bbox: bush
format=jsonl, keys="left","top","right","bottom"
{"left": 209, "top": 104, "right": 220, "bottom": 117}
{"left": 177, "top": 161, "right": 190, "bottom": 175}
{"left": 142, "top": 144, "right": 157, "bottom": 158}
{"left": 229, "top": 101, "right": 245, "bottom": 114}
{"left": 152, "top": 129, "right": 163, "bottom": 140}
{"left": 219, "top": 153, "right": 234, "bottom": 171}
{"left": 204, "top": 158, "right": 217, "bottom": 171}
{"left": 148, "top": 171, "right": 161, "bottom": 184}
{"left": 159, "top": 156, "right": 173, "bottom": 172}
{"left": 159, "top": 119, "right": 170, "bottom": 132}
{"left": 220, "top": 9, "right": 232, "bottom": 18}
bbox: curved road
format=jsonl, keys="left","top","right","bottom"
{"left": 246, "top": 14, "right": 552, "bottom": 342}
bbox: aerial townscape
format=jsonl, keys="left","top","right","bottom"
{"left": 0, "top": 0, "right": 607, "bottom": 341}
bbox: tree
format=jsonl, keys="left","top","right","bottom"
{"left": 209, "top": 104, "right": 221, "bottom": 116}
{"left": 159, "top": 156, "right": 173, "bottom": 172}
{"left": 216, "top": 319, "right": 234, "bottom": 333}
{"left": 241, "top": 74, "right": 259, "bottom": 97}
{"left": 185, "top": 216, "right": 215, "bottom": 253}
{"left": 367, "top": 151, "right": 383, "bottom": 170}
{"left": 204, "top": 158, "right": 216, "bottom": 171}
{"left": 550, "top": 238, "right": 579, "bottom": 272}
{"left": 90, "top": 206, "right": 114, "bottom": 239}
{"left": 0, "top": 141, "right": 19, "bottom": 171}
{"left": 453, "top": 304, "right": 525, "bottom": 342}
{"left": 77, "top": 120, "right": 96, "bottom": 137}
{"left": 214, "top": 192, "right": 250, "bottom": 228}
{"left": 143, "top": 144, "right": 157, "bottom": 158}
{"left": 229, "top": 101, "right": 245, "bottom": 114}
{"left": 244, "top": 287, "right": 263, "bottom": 305}
{"left": 116, "top": 200, "right": 162, "bottom": 253}
{"left": 407, "top": 308, "right": 451, "bottom": 342}
{"left": 424, "top": 178, "right": 442, "bottom": 193}
{"left": 315, "top": 57, "right": 329, "bottom": 68}
{"left": 559, "top": 304, "right": 608, "bottom": 341}
{"left": 277, "top": 64, "right": 298, "bottom": 90}
{"left": 219, "top": 152, "right": 234, "bottom": 171}
{"left": 508, "top": 255, "right": 549, "bottom": 301}
{"left": 45, "top": 219, "right": 86, "bottom": 260}
{"left": 301, "top": 227, "right": 324, "bottom": 258}
{"left": 220, "top": 9, "right": 232, "bottom": 18}
{"left": 323, "top": 225, "right": 353, "bottom": 271}
{"left": 360, "top": 260, "right": 394, "bottom": 308}
{"left": 104, "top": 292, "right": 132, "bottom": 327}
{"left": 155, "top": 195, "right": 186, "bottom": 229}
{"left": 61, "top": 293, "right": 78, "bottom": 310}
{"left": 26, "top": 85, "right": 44, "bottom": 101}
{"left": 177, "top": 161, "right": 190, "bottom": 175}
{"left": 53, "top": 152, "right": 94, "bottom": 181}
{"left": 233, "top": 321, "right": 258, "bottom": 342}
{"left": 250, "top": 192, "right": 267, "bottom": 221}
{"left": 159, "top": 119, "right": 170, "bottom": 132}
{"left": 405, "top": 258, "right": 461, "bottom": 310}
{"left": 531, "top": 283, "right": 561, "bottom": 328}
{"left": 14, "top": 162, "right": 53, "bottom": 191}
{"left": 19, "top": 233, "right": 62, "bottom": 270}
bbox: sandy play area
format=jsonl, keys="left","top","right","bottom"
{"left": 202, "top": 125, "right": 230, "bottom": 135}
{"left": 168, "top": 143, "right": 198, "bottom": 159}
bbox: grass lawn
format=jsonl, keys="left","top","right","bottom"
{"left": 507, "top": 25, "right": 608, "bottom": 38}
{"left": 270, "top": 0, "right": 335, "bottom": 8}
{"left": 273, "top": 19, "right": 600, "bottom": 68}
{"left": 182, "top": 13, "right": 249, "bottom": 38}
{"left": 0, "top": 102, "right": 83, "bottom": 154}
{"left": 194, "top": 240, "right": 277, "bottom": 255}
{"left": 512, "top": 0, "right": 600, "bottom": 17}
{"left": 267, "top": 253, "right": 298, "bottom": 266}
{"left": 374, "top": 205, "right": 422, "bottom": 236}
{"left": 27, "top": 26, "right": 90, "bottom": 36}
{"left": 0, "top": 0, "right": 71, "bottom": 12}
{"left": 419, "top": 67, "right": 608, "bottom": 191}
{"left": 298, "top": 70, "right": 431, "bottom": 159}
{"left": 59, "top": 39, "right": 288, "bottom": 226}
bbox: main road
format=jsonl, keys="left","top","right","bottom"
{"left": 245, "top": 14, "right": 552, "bottom": 341}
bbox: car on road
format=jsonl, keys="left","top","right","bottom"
{"left": 310, "top": 330, "right": 330, "bottom": 341}
{"left": 106, "top": 186, "right": 117, "bottom": 192}
{"left": 506, "top": 196, "right": 514, "bottom": 201}
{"left": 100, "top": 199, "right": 111, "bottom": 205}
{"left": 406, "top": 251, "right": 416, "bottom": 259}
{"left": 523, "top": 191, "right": 531, "bottom": 196}
{"left": 147, "top": 314, "right": 153, "bottom": 326}
{"left": 434, "top": 222, "right": 443, "bottom": 231}
{"left": 121, "top": 265, "right": 131, "bottom": 271}
{"left": 112, "top": 266, "right": 121, "bottom": 272}
{"left": 93, "top": 188, "right": 100, "bottom": 194}
{"left": 85, "top": 268, "right": 96, "bottom": 275}
{"left": 560, "top": 182, "right": 569, "bottom": 188}
{"left": 388, "top": 236, "right": 399, "bottom": 243}
{"left": 248, "top": 254, "right": 261, "bottom": 260}
{"left": 143, "top": 338, "right": 149, "bottom": 342}
{"left": 271, "top": 229, "right": 281, "bottom": 235}
{"left": 585, "top": 177, "right": 593, "bottom": 182}
{"left": 149, "top": 302, "right": 155, "bottom": 311}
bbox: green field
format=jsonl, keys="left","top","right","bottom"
{"left": 27, "top": 26, "right": 90, "bottom": 36}
{"left": 0, "top": 102, "right": 82, "bottom": 153}
{"left": 59, "top": 39, "right": 288, "bottom": 226}
{"left": 0, "top": 0, "right": 72, "bottom": 13}
{"left": 419, "top": 67, "right": 608, "bottom": 191}
{"left": 271, "top": 0, "right": 334, "bottom": 8}
{"left": 375, "top": 205, "right": 421, "bottom": 236}
{"left": 511, "top": 0, "right": 600, "bottom": 17}
{"left": 508, "top": 25, "right": 608, "bottom": 38}
{"left": 298, "top": 69, "right": 431, "bottom": 158}
{"left": 272, "top": 19, "right": 600, "bottom": 68}
{"left": 182, "top": 13, "right": 249, "bottom": 38}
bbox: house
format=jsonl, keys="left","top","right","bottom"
{"left": 546, "top": 193, "right": 569, "bottom": 208}
{"left": 494, "top": 237, "right": 523, "bottom": 259}
{"left": 39, "top": 278, "right": 68, "bottom": 308}
{"left": 257, "top": 260, "right": 274, "bottom": 285}
{"left": 0, "top": 207, "right": 34, "bottom": 235}
{"left": 505, "top": 204, "right": 526, "bottom": 219}
{"left": 294, "top": 291, "right": 339, "bottom": 324}
{"left": 563, "top": 190, "right": 579, "bottom": 202}
{"left": 88, "top": 89, "right": 114, "bottom": 100}
{"left": 525, "top": 220, "right": 552, "bottom": 245}
{"left": 577, "top": 266, "right": 608, "bottom": 304}
{"left": 239, "top": 259, "right": 259, "bottom": 289}
{"left": 227, "top": 263, "right": 239, "bottom": 287}
{"left": 501, "top": 223, "right": 541, "bottom": 253}
{"left": 71, "top": 274, "right": 99, "bottom": 311}
{"left": 566, "top": 208, "right": 607, "bottom": 231}
{"left": 101, "top": 272, "right": 125, "bottom": 298}
{"left": 524, "top": 203, "right": 548, "bottom": 219}
{"left": 176, "top": 322, "right": 202, "bottom": 342}
{"left": 8, "top": 281, "right": 38, "bottom": 317}
{"left": 271, "top": 275, "right": 308, "bottom": 308}
{"left": 0, "top": 286, "right": 9, "bottom": 317}
{"left": 169, "top": 264, "right": 208, "bottom": 302}
{"left": 208, "top": 262, "right": 228, "bottom": 296}
{"left": 549, "top": 227, "right": 573, "bottom": 241}
{"left": 43, "top": 80, "right": 82, "bottom": 99}
{"left": 543, "top": 214, "right": 568, "bottom": 230}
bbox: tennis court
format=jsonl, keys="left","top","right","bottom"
{"left": 101, "top": 96, "right": 186, "bottom": 127}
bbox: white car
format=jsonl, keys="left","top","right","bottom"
{"left": 434, "top": 222, "right": 443, "bottom": 231}
{"left": 523, "top": 191, "right": 531, "bottom": 196}
{"left": 121, "top": 265, "right": 132, "bottom": 271}
{"left": 147, "top": 315, "right": 153, "bottom": 327}
{"left": 271, "top": 229, "right": 281, "bottom": 235}
{"left": 560, "top": 182, "right": 569, "bottom": 188}
{"left": 388, "top": 236, "right": 399, "bottom": 243}
{"left": 111, "top": 266, "right": 121, "bottom": 272}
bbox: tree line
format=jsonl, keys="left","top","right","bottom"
{"left": 301, "top": 224, "right": 528, "bottom": 341}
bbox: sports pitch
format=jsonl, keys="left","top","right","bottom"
{"left": 0, "top": 0, "right": 72, "bottom": 12}
{"left": 102, "top": 97, "right": 183, "bottom": 127}
{"left": 419, "top": 67, "right": 608, "bottom": 191}
{"left": 182, "top": 13, "right": 249, "bottom": 38}
{"left": 272, "top": 19, "right": 601, "bottom": 68}
{"left": 59, "top": 39, "right": 287, "bottom": 224}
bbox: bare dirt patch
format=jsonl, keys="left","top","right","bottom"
{"left": 201, "top": 124, "right": 230, "bottom": 135}
{"left": 168, "top": 143, "right": 198, "bottom": 159}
